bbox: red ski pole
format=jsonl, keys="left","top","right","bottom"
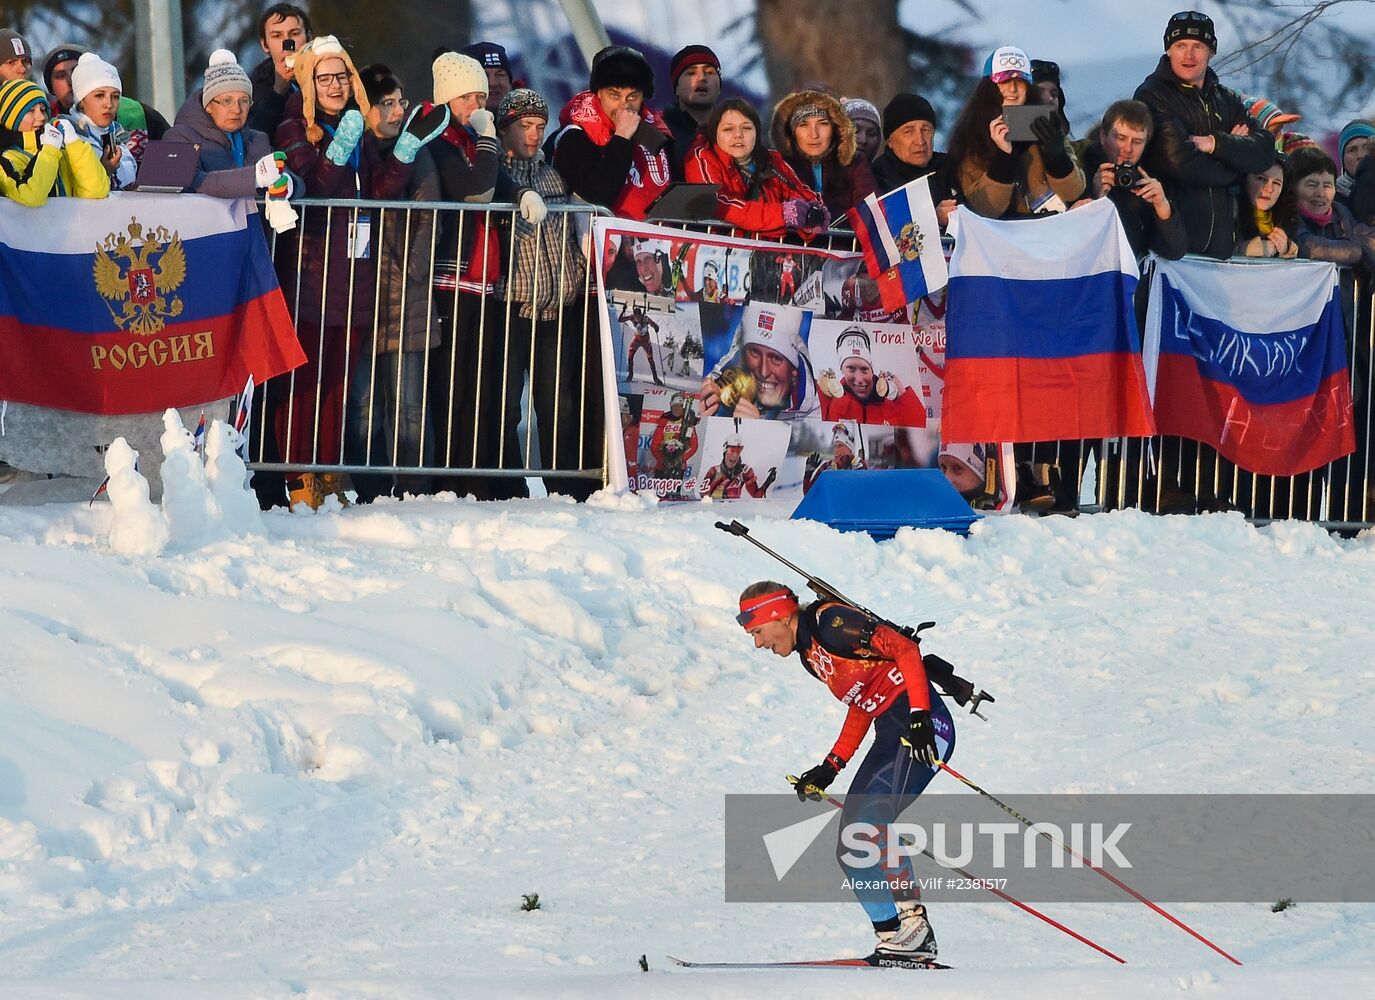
{"left": 934, "top": 761, "right": 1243, "bottom": 966}
{"left": 787, "top": 776, "right": 1127, "bottom": 964}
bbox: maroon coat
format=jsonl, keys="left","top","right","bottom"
{"left": 273, "top": 92, "right": 412, "bottom": 330}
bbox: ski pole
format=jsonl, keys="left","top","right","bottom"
{"left": 786, "top": 776, "right": 1127, "bottom": 965}
{"left": 934, "top": 761, "right": 1243, "bottom": 966}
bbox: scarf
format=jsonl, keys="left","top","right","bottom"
{"left": 1300, "top": 206, "right": 1334, "bottom": 228}
{"left": 227, "top": 130, "right": 245, "bottom": 168}
{"left": 559, "top": 90, "right": 671, "bottom": 219}
{"left": 500, "top": 150, "right": 583, "bottom": 319}
{"left": 1253, "top": 207, "right": 1274, "bottom": 236}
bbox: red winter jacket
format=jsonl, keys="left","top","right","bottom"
{"left": 820, "top": 385, "right": 926, "bottom": 427}
{"left": 796, "top": 601, "right": 931, "bottom": 764}
{"left": 683, "top": 139, "right": 819, "bottom": 239}
{"left": 551, "top": 91, "right": 673, "bottom": 220}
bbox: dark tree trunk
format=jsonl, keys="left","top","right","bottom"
{"left": 756, "top": 0, "right": 910, "bottom": 104}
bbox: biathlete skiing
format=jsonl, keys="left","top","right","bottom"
{"left": 736, "top": 579, "right": 956, "bottom": 964}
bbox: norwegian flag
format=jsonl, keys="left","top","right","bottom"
{"left": 233, "top": 375, "right": 255, "bottom": 460}
{"left": 233, "top": 375, "right": 255, "bottom": 434}
{"left": 757, "top": 309, "right": 775, "bottom": 332}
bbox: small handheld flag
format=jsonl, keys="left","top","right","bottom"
{"left": 847, "top": 175, "right": 949, "bottom": 312}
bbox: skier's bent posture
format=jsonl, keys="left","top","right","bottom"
{"left": 737, "top": 581, "right": 955, "bottom": 961}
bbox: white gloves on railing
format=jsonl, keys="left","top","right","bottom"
{"left": 519, "top": 189, "right": 548, "bottom": 225}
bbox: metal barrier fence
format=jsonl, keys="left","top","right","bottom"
{"left": 256, "top": 205, "right": 1375, "bottom": 528}
{"left": 252, "top": 197, "right": 610, "bottom": 501}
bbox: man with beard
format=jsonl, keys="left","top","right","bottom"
{"left": 650, "top": 392, "right": 700, "bottom": 485}
{"left": 699, "top": 302, "right": 817, "bottom": 420}
{"left": 820, "top": 328, "right": 925, "bottom": 426}
{"left": 804, "top": 422, "right": 866, "bottom": 492}
{"left": 700, "top": 434, "right": 776, "bottom": 499}
{"left": 619, "top": 303, "right": 664, "bottom": 384}
{"left": 662, "top": 44, "right": 721, "bottom": 177}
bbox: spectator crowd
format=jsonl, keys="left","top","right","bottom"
{"left": 2, "top": 8, "right": 1372, "bottom": 514}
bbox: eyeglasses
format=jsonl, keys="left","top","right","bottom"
{"left": 314, "top": 72, "right": 350, "bottom": 86}
{"left": 209, "top": 96, "right": 252, "bottom": 110}
{"left": 377, "top": 98, "right": 410, "bottom": 113}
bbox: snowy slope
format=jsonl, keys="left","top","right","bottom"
{"left": 1, "top": 464, "right": 1374, "bottom": 997}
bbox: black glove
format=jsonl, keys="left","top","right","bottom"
{"left": 795, "top": 754, "right": 843, "bottom": 801}
{"left": 404, "top": 102, "right": 452, "bottom": 143}
{"left": 906, "top": 709, "right": 940, "bottom": 767}
{"left": 762, "top": 467, "right": 778, "bottom": 490}
{"left": 1030, "top": 113, "right": 1074, "bottom": 179}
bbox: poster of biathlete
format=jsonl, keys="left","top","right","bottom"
{"left": 591, "top": 218, "right": 1013, "bottom": 511}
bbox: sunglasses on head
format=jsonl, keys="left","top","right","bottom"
{"left": 1171, "top": 10, "right": 1210, "bottom": 20}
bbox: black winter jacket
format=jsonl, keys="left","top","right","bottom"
{"left": 662, "top": 103, "right": 701, "bottom": 181}
{"left": 1080, "top": 141, "right": 1188, "bottom": 262}
{"left": 871, "top": 149, "right": 957, "bottom": 205}
{"left": 247, "top": 57, "right": 292, "bottom": 141}
{"left": 1133, "top": 56, "right": 1274, "bottom": 259}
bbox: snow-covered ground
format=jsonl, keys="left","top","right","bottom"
{"left": 1, "top": 427, "right": 1373, "bottom": 998}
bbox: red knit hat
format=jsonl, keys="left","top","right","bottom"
{"left": 670, "top": 45, "right": 720, "bottom": 87}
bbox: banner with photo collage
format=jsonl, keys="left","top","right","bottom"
{"left": 591, "top": 219, "right": 1013, "bottom": 512}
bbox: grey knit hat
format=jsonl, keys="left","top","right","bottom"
{"left": 497, "top": 87, "right": 548, "bottom": 131}
{"left": 202, "top": 49, "right": 252, "bottom": 107}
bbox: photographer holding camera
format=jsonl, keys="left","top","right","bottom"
{"left": 1078, "top": 99, "right": 1186, "bottom": 261}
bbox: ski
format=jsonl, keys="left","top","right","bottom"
{"left": 668, "top": 954, "right": 950, "bottom": 970}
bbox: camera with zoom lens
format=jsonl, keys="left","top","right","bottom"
{"left": 804, "top": 203, "right": 827, "bottom": 228}
{"left": 1114, "top": 161, "right": 1140, "bottom": 189}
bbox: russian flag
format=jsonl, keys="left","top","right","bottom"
{"left": 1144, "top": 256, "right": 1355, "bottom": 477}
{"left": 942, "top": 199, "right": 1156, "bottom": 443}
{"left": 0, "top": 193, "right": 305, "bottom": 415}
{"left": 848, "top": 175, "right": 949, "bottom": 313}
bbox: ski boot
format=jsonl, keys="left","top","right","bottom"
{"left": 874, "top": 900, "right": 938, "bottom": 962}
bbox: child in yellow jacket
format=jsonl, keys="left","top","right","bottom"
{"left": 0, "top": 79, "right": 109, "bottom": 204}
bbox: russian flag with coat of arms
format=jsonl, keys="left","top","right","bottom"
{"left": 1144, "top": 256, "right": 1354, "bottom": 477}
{"left": 848, "top": 175, "right": 948, "bottom": 312}
{"left": 0, "top": 193, "right": 305, "bottom": 415}
{"left": 942, "top": 198, "right": 1156, "bottom": 443}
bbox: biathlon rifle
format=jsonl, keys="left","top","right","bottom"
{"left": 716, "top": 519, "right": 996, "bottom": 721}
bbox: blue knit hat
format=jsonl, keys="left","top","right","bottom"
{"left": 1338, "top": 120, "right": 1375, "bottom": 173}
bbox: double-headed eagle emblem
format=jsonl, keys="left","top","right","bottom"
{"left": 894, "top": 221, "right": 924, "bottom": 262}
{"left": 93, "top": 219, "right": 186, "bottom": 335}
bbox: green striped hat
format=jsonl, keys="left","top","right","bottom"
{"left": 0, "top": 79, "right": 47, "bottom": 132}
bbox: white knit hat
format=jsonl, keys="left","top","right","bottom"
{"left": 71, "top": 51, "right": 121, "bottom": 106}
{"left": 433, "top": 52, "right": 488, "bottom": 107}
{"left": 740, "top": 301, "right": 802, "bottom": 368}
{"left": 836, "top": 327, "right": 872, "bottom": 365}
{"left": 202, "top": 49, "right": 252, "bottom": 107}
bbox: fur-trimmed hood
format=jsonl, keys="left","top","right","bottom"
{"left": 770, "top": 89, "right": 857, "bottom": 166}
